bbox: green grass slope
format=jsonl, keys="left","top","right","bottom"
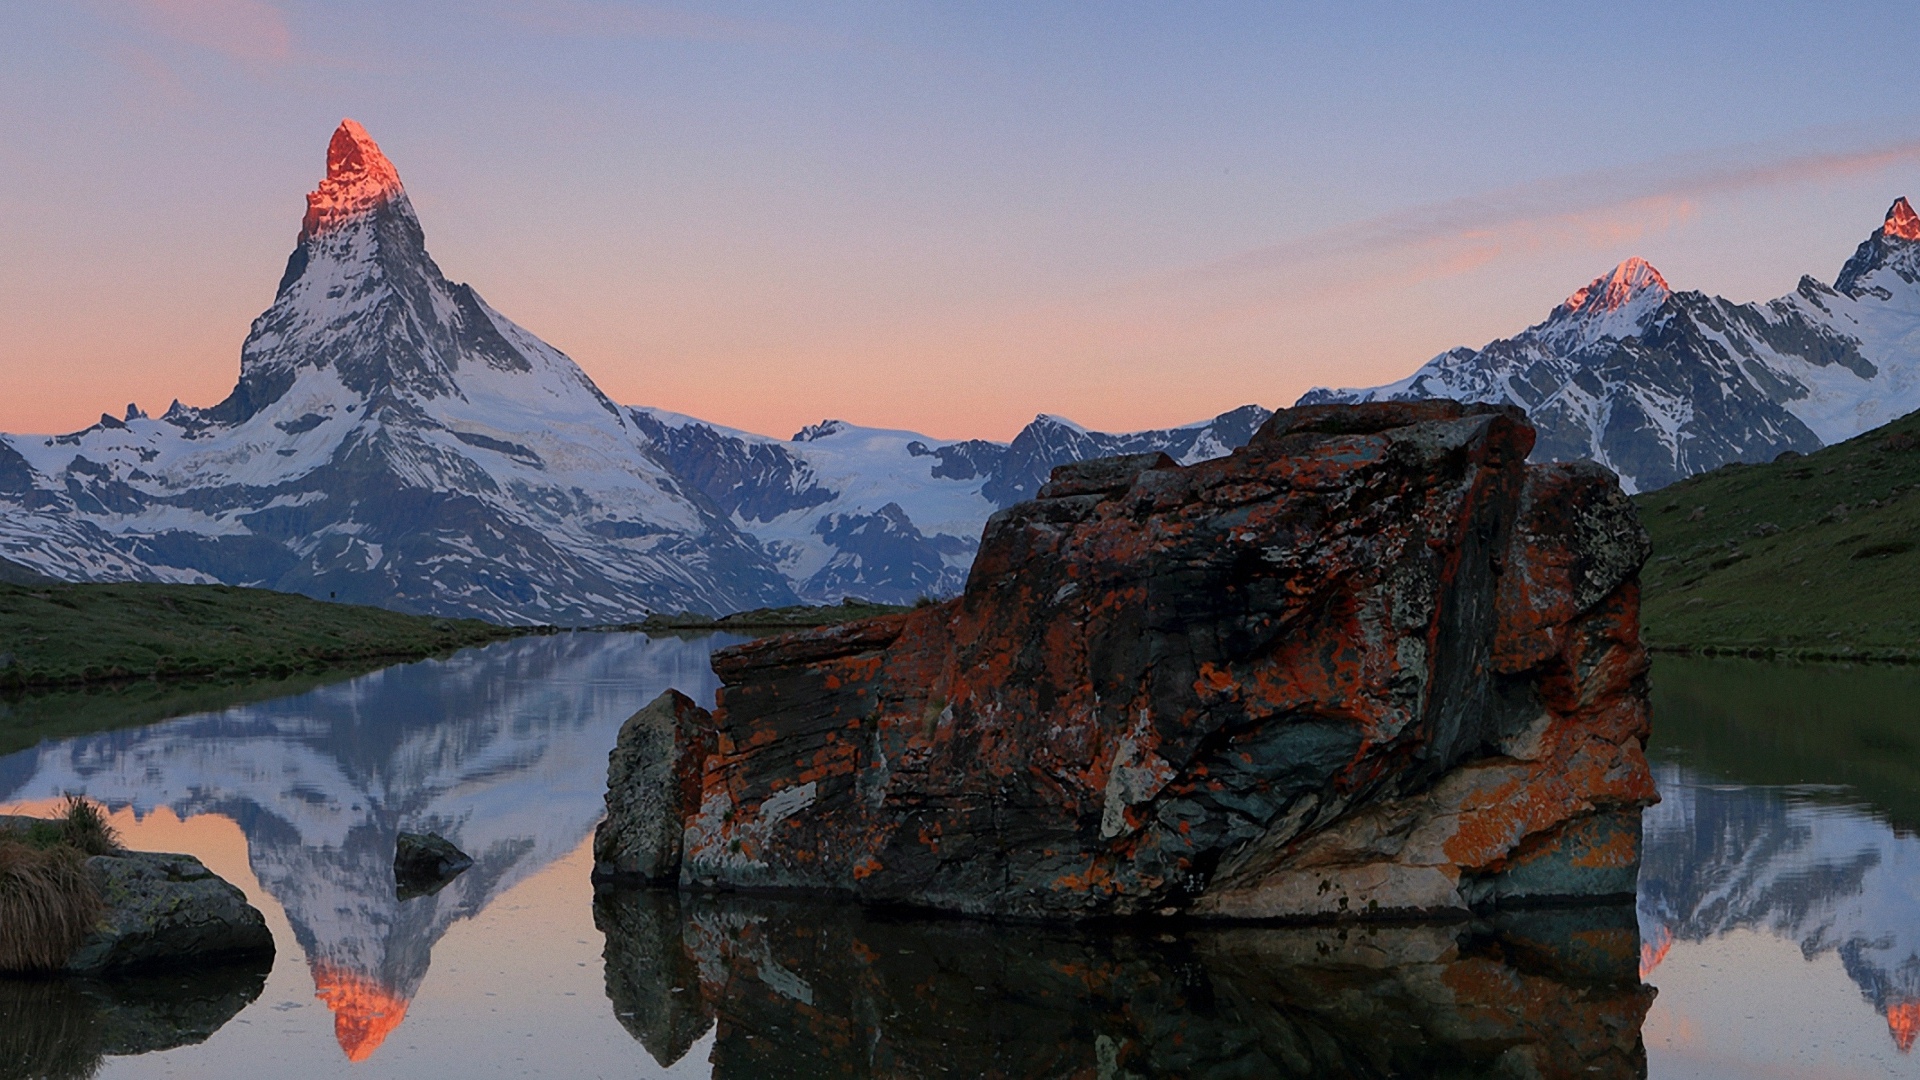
{"left": 0, "top": 582, "right": 528, "bottom": 689}
{"left": 1634, "top": 409, "right": 1920, "bottom": 656}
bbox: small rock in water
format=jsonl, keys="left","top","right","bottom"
{"left": 394, "top": 831, "right": 473, "bottom": 899}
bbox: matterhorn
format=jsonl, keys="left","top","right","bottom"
{"left": 0, "top": 121, "right": 795, "bottom": 622}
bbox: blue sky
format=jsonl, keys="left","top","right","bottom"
{"left": 7, "top": 2, "right": 1920, "bottom": 438}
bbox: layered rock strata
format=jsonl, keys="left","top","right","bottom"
{"left": 602, "top": 401, "right": 1657, "bottom": 919}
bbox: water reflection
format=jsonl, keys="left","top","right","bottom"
{"left": 1643, "top": 656, "right": 1920, "bottom": 1069}
{"left": 0, "top": 962, "right": 267, "bottom": 1080}
{"left": 0, "top": 631, "right": 732, "bottom": 1065}
{"left": 594, "top": 890, "right": 1654, "bottom": 1078}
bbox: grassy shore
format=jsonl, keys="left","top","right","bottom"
{"left": 0, "top": 581, "right": 532, "bottom": 691}
{"left": 629, "top": 598, "right": 917, "bottom": 633}
{"left": 1634, "top": 408, "right": 1920, "bottom": 659}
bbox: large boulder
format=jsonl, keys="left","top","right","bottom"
{"left": 615, "top": 401, "right": 1657, "bottom": 919}
{"left": 593, "top": 689, "right": 715, "bottom": 884}
{"left": 65, "top": 851, "right": 275, "bottom": 974}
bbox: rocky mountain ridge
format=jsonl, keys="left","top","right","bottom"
{"left": 1302, "top": 199, "right": 1920, "bottom": 492}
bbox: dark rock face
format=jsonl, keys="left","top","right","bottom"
{"left": 592, "top": 690, "right": 714, "bottom": 884}
{"left": 594, "top": 890, "right": 1653, "bottom": 1079}
{"left": 392, "top": 832, "right": 473, "bottom": 898}
{"left": 636, "top": 401, "right": 1656, "bottom": 919}
{"left": 65, "top": 851, "right": 275, "bottom": 974}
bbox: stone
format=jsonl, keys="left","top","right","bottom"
{"left": 64, "top": 851, "right": 275, "bottom": 975}
{"left": 393, "top": 832, "right": 473, "bottom": 898}
{"left": 593, "top": 889, "right": 1652, "bottom": 1078}
{"left": 629, "top": 400, "right": 1656, "bottom": 919}
{"left": 592, "top": 689, "right": 716, "bottom": 884}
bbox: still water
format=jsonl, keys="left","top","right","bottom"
{"left": 0, "top": 635, "right": 1917, "bottom": 1078}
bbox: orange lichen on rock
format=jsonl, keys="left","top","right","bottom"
{"left": 311, "top": 963, "right": 410, "bottom": 1062}
{"left": 632, "top": 401, "right": 1654, "bottom": 921}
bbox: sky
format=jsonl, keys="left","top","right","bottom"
{"left": 9, "top": 2, "right": 1920, "bottom": 441}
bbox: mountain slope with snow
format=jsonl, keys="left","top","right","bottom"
{"left": 629, "top": 404, "right": 1271, "bottom": 605}
{"left": 1301, "top": 202, "right": 1920, "bottom": 492}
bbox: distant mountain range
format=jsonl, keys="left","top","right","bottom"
{"left": 0, "top": 121, "right": 1267, "bottom": 622}
{"left": 1303, "top": 199, "right": 1920, "bottom": 492}
{"left": 12, "top": 119, "right": 1920, "bottom": 621}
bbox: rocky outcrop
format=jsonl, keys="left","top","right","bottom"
{"left": 64, "top": 851, "right": 275, "bottom": 974}
{"left": 610, "top": 400, "right": 1656, "bottom": 919}
{"left": 393, "top": 832, "right": 473, "bottom": 899}
{"left": 594, "top": 890, "right": 1653, "bottom": 1078}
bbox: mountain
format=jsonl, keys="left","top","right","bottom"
{"left": 627, "top": 404, "right": 1271, "bottom": 605}
{"left": 0, "top": 120, "right": 1269, "bottom": 621}
{"left": 0, "top": 121, "right": 795, "bottom": 623}
{"left": 1301, "top": 200, "right": 1920, "bottom": 492}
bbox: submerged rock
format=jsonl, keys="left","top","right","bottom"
{"left": 393, "top": 832, "right": 473, "bottom": 898}
{"left": 67, "top": 851, "right": 275, "bottom": 975}
{"left": 593, "top": 889, "right": 1652, "bottom": 1078}
{"left": 607, "top": 401, "right": 1656, "bottom": 919}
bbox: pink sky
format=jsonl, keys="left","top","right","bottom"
{"left": 8, "top": 4, "right": 1920, "bottom": 441}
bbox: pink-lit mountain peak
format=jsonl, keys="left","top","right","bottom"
{"left": 299, "top": 119, "right": 406, "bottom": 243}
{"left": 1561, "top": 256, "right": 1671, "bottom": 317}
{"left": 1885, "top": 197, "right": 1920, "bottom": 242}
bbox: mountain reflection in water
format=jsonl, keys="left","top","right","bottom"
{"left": 594, "top": 890, "right": 1652, "bottom": 1079}
{"left": 7, "top": 644, "right": 1920, "bottom": 1076}
{"left": 0, "top": 631, "right": 732, "bottom": 1066}
{"left": 1643, "top": 656, "right": 1920, "bottom": 1070}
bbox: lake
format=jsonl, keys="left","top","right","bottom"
{"left": 2, "top": 635, "right": 1918, "bottom": 1078}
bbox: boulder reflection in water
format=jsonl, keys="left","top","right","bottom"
{"left": 0, "top": 959, "right": 268, "bottom": 1080}
{"left": 595, "top": 890, "right": 1652, "bottom": 1079}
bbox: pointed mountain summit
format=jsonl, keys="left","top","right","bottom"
{"left": 1558, "top": 257, "right": 1670, "bottom": 318}
{"left": 300, "top": 119, "right": 406, "bottom": 242}
{"left": 0, "top": 121, "right": 796, "bottom": 622}
{"left": 1836, "top": 196, "right": 1920, "bottom": 297}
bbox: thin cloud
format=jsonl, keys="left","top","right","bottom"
{"left": 494, "top": 0, "right": 842, "bottom": 49}
{"left": 103, "top": 0, "right": 293, "bottom": 65}
{"left": 1193, "top": 137, "right": 1920, "bottom": 290}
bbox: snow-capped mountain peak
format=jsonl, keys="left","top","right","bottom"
{"left": 0, "top": 121, "right": 796, "bottom": 622}
{"left": 1560, "top": 256, "right": 1669, "bottom": 317}
{"left": 300, "top": 119, "right": 406, "bottom": 243}
{"left": 1301, "top": 199, "right": 1920, "bottom": 493}
{"left": 1543, "top": 256, "right": 1671, "bottom": 348}
{"left": 1884, "top": 196, "right": 1920, "bottom": 242}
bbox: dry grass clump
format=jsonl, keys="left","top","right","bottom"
{"left": 0, "top": 799, "right": 113, "bottom": 972}
{"left": 57, "top": 795, "right": 119, "bottom": 857}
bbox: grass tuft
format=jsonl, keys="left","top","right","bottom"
{"left": 0, "top": 837, "right": 103, "bottom": 972}
{"left": 58, "top": 796, "right": 119, "bottom": 857}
